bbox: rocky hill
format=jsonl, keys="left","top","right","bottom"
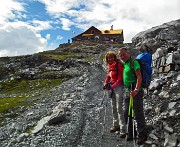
{"left": 132, "top": 19, "right": 180, "bottom": 147}
{"left": 0, "top": 19, "right": 180, "bottom": 147}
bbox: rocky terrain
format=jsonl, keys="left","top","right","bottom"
{"left": 0, "top": 19, "right": 180, "bottom": 147}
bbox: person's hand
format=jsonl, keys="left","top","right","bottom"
{"left": 103, "top": 83, "right": 111, "bottom": 90}
{"left": 130, "top": 89, "right": 139, "bottom": 97}
{"left": 103, "top": 83, "right": 108, "bottom": 90}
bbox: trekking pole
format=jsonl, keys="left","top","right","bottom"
{"left": 93, "top": 90, "right": 106, "bottom": 132}
{"left": 125, "top": 96, "right": 131, "bottom": 147}
{"left": 101, "top": 90, "right": 109, "bottom": 139}
{"left": 125, "top": 113, "right": 129, "bottom": 147}
{"left": 100, "top": 90, "right": 106, "bottom": 106}
{"left": 125, "top": 95, "right": 136, "bottom": 147}
{"left": 130, "top": 95, "right": 136, "bottom": 147}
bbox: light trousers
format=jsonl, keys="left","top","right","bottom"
{"left": 110, "top": 85, "right": 125, "bottom": 130}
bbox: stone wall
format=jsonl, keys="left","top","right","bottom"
{"left": 152, "top": 47, "right": 180, "bottom": 74}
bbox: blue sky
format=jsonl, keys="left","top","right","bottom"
{"left": 0, "top": 0, "right": 179, "bottom": 57}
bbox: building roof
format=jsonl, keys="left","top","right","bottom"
{"left": 82, "top": 34, "right": 94, "bottom": 36}
{"left": 81, "top": 29, "right": 123, "bottom": 37}
{"left": 101, "top": 29, "right": 123, "bottom": 34}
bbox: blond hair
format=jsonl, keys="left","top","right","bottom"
{"left": 104, "top": 51, "right": 117, "bottom": 65}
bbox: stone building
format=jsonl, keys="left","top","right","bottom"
{"left": 72, "top": 26, "right": 124, "bottom": 44}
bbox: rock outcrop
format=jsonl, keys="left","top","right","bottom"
{"left": 132, "top": 19, "right": 180, "bottom": 147}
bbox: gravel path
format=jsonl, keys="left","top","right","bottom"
{"left": 0, "top": 57, "right": 135, "bottom": 147}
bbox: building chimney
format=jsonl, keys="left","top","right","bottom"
{"left": 111, "top": 25, "right": 113, "bottom": 30}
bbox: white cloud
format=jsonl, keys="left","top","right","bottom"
{"left": 0, "top": 50, "right": 9, "bottom": 57}
{"left": 0, "top": 0, "right": 24, "bottom": 24}
{"left": 38, "top": 0, "right": 84, "bottom": 15}
{"left": 39, "top": 0, "right": 180, "bottom": 42}
{"left": 60, "top": 18, "right": 74, "bottom": 30}
{"left": 0, "top": 0, "right": 179, "bottom": 57}
{"left": 0, "top": 24, "right": 47, "bottom": 57}
{"left": 57, "top": 35, "right": 63, "bottom": 40}
{"left": 31, "top": 20, "right": 52, "bottom": 31}
{"left": 0, "top": 1, "right": 51, "bottom": 57}
{"left": 46, "top": 34, "right": 51, "bottom": 40}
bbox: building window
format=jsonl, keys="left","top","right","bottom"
{"left": 91, "top": 30, "right": 95, "bottom": 34}
{"left": 105, "top": 37, "right": 110, "bottom": 41}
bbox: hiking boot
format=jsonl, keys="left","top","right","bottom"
{"left": 119, "top": 129, "right": 126, "bottom": 138}
{"left": 109, "top": 126, "right": 120, "bottom": 133}
{"left": 137, "top": 134, "right": 148, "bottom": 145}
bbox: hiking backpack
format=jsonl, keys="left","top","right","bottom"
{"left": 131, "top": 52, "right": 153, "bottom": 88}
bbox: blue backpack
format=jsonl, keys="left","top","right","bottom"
{"left": 131, "top": 52, "right": 152, "bottom": 88}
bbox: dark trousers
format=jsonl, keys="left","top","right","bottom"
{"left": 124, "top": 89, "right": 147, "bottom": 136}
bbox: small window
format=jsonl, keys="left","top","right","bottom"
{"left": 91, "top": 30, "right": 95, "bottom": 34}
{"left": 95, "top": 35, "right": 99, "bottom": 39}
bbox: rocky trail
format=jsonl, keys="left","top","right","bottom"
{"left": 0, "top": 54, "right": 134, "bottom": 147}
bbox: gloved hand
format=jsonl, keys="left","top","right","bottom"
{"left": 103, "top": 83, "right": 111, "bottom": 90}
{"left": 103, "top": 84, "right": 108, "bottom": 90}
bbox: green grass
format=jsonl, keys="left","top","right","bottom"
{"left": 24, "top": 126, "right": 35, "bottom": 134}
{"left": 0, "top": 96, "right": 30, "bottom": 113}
{"left": 100, "top": 53, "right": 106, "bottom": 64}
{"left": 0, "top": 78, "right": 68, "bottom": 96}
{"left": 0, "top": 96, "right": 33, "bottom": 125}
{"left": 69, "top": 43, "right": 82, "bottom": 48}
{"left": 39, "top": 51, "right": 80, "bottom": 60}
{"left": 84, "top": 56, "right": 93, "bottom": 63}
{"left": 0, "top": 78, "right": 68, "bottom": 126}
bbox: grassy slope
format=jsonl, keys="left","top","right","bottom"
{"left": 0, "top": 42, "right": 124, "bottom": 125}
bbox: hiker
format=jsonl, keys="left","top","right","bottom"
{"left": 118, "top": 47, "right": 148, "bottom": 145}
{"left": 103, "top": 51, "right": 126, "bottom": 138}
